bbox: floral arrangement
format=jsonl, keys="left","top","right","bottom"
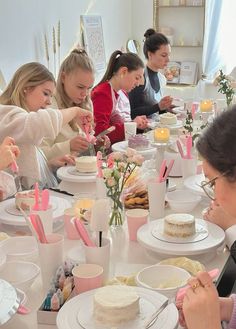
{"left": 102, "top": 149, "right": 144, "bottom": 226}
{"left": 214, "top": 69, "right": 235, "bottom": 107}
{"left": 183, "top": 110, "right": 208, "bottom": 145}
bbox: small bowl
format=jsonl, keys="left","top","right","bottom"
{"left": 0, "top": 261, "right": 40, "bottom": 291}
{"left": 135, "top": 264, "right": 191, "bottom": 298}
{"left": 166, "top": 189, "right": 201, "bottom": 213}
{"left": 0, "top": 236, "right": 39, "bottom": 262}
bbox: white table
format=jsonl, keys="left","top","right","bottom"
{"left": 0, "top": 187, "right": 229, "bottom": 329}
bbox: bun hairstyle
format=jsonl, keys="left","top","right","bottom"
{"left": 143, "top": 28, "right": 169, "bottom": 59}
{"left": 98, "top": 50, "right": 144, "bottom": 85}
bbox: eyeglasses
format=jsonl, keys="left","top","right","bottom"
{"left": 200, "top": 171, "right": 228, "bottom": 200}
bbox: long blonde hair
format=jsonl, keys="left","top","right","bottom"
{"left": 56, "top": 48, "right": 94, "bottom": 112}
{"left": 0, "top": 62, "right": 55, "bottom": 111}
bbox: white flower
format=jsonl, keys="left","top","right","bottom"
{"left": 103, "top": 168, "right": 112, "bottom": 178}
{"left": 111, "top": 152, "right": 123, "bottom": 161}
{"left": 126, "top": 147, "right": 137, "bottom": 157}
{"left": 133, "top": 154, "right": 144, "bottom": 166}
{"left": 106, "top": 177, "right": 116, "bottom": 187}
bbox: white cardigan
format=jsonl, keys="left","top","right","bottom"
{"left": 0, "top": 105, "right": 63, "bottom": 183}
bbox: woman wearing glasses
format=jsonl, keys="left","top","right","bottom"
{"left": 180, "top": 107, "right": 236, "bottom": 329}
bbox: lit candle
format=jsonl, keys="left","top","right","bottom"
{"left": 154, "top": 128, "right": 170, "bottom": 143}
{"left": 74, "top": 198, "right": 95, "bottom": 210}
{"left": 200, "top": 100, "right": 213, "bottom": 112}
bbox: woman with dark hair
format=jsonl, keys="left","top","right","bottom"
{"left": 129, "top": 28, "right": 173, "bottom": 119}
{"left": 179, "top": 107, "right": 236, "bottom": 329}
{"left": 91, "top": 50, "right": 148, "bottom": 144}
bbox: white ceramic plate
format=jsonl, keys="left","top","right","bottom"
{"left": 67, "top": 167, "right": 97, "bottom": 176}
{"left": 183, "top": 174, "right": 205, "bottom": 196}
{"left": 0, "top": 196, "right": 70, "bottom": 228}
{"left": 57, "top": 287, "right": 179, "bottom": 329}
{"left": 137, "top": 218, "right": 225, "bottom": 256}
{"left": 157, "top": 119, "right": 183, "bottom": 129}
{"left": 112, "top": 141, "right": 156, "bottom": 156}
{"left": 5, "top": 200, "right": 57, "bottom": 216}
{"left": 57, "top": 166, "right": 97, "bottom": 183}
{"left": 151, "top": 219, "right": 208, "bottom": 244}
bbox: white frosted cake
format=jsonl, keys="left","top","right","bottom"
{"left": 93, "top": 285, "right": 140, "bottom": 326}
{"left": 164, "top": 213, "right": 196, "bottom": 237}
{"left": 159, "top": 113, "right": 177, "bottom": 125}
{"left": 15, "top": 190, "right": 39, "bottom": 211}
{"left": 75, "top": 156, "right": 97, "bottom": 173}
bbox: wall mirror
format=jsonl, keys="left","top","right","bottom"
{"left": 126, "top": 39, "right": 140, "bottom": 54}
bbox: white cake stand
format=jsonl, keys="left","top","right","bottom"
{"left": 57, "top": 166, "right": 97, "bottom": 195}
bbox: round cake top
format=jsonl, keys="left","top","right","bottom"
{"left": 94, "top": 285, "right": 139, "bottom": 308}
{"left": 128, "top": 134, "right": 150, "bottom": 149}
{"left": 15, "top": 190, "right": 36, "bottom": 199}
{"left": 159, "top": 113, "right": 177, "bottom": 120}
{"left": 75, "top": 156, "right": 97, "bottom": 163}
{"left": 165, "top": 213, "right": 195, "bottom": 225}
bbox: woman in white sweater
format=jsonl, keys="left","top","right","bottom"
{"left": 0, "top": 62, "right": 92, "bottom": 189}
{"left": 40, "top": 48, "right": 109, "bottom": 160}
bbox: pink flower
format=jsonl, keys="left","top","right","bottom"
{"left": 112, "top": 152, "right": 123, "bottom": 161}
{"left": 107, "top": 154, "right": 114, "bottom": 168}
{"left": 107, "top": 177, "right": 116, "bottom": 187}
{"left": 133, "top": 154, "right": 144, "bottom": 166}
{"left": 126, "top": 147, "right": 136, "bottom": 157}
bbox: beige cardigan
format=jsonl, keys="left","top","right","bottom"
{"left": 0, "top": 105, "right": 63, "bottom": 182}
{"left": 40, "top": 97, "right": 93, "bottom": 160}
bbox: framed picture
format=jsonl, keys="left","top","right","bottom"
{"left": 81, "top": 15, "right": 106, "bottom": 72}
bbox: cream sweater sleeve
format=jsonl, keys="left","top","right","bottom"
{"left": 0, "top": 105, "right": 63, "bottom": 145}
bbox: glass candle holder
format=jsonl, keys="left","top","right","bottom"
{"left": 200, "top": 100, "right": 213, "bottom": 112}
{"left": 154, "top": 128, "right": 170, "bottom": 143}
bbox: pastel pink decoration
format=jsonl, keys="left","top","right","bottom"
{"left": 176, "top": 140, "right": 185, "bottom": 159}
{"left": 191, "top": 102, "right": 199, "bottom": 119}
{"left": 10, "top": 161, "right": 19, "bottom": 173}
{"left": 72, "top": 218, "right": 96, "bottom": 247}
{"left": 33, "top": 182, "right": 40, "bottom": 210}
{"left": 186, "top": 135, "right": 192, "bottom": 159}
{"left": 96, "top": 151, "right": 103, "bottom": 178}
{"left": 41, "top": 189, "right": 49, "bottom": 211}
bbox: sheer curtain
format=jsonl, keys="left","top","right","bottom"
{"left": 203, "top": 0, "right": 236, "bottom": 79}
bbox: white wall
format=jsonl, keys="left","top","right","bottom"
{"left": 0, "top": 0, "right": 132, "bottom": 83}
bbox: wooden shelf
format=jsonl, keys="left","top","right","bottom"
{"left": 159, "top": 5, "right": 204, "bottom": 7}
{"left": 172, "top": 45, "right": 203, "bottom": 47}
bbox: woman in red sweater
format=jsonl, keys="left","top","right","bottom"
{"left": 91, "top": 50, "right": 148, "bottom": 144}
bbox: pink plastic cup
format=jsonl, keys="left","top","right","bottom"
{"left": 126, "top": 209, "right": 149, "bottom": 241}
{"left": 72, "top": 263, "right": 103, "bottom": 294}
{"left": 64, "top": 208, "right": 80, "bottom": 240}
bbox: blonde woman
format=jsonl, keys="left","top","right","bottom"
{"left": 0, "top": 62, "right": 92, "bottom": 189}
{"left": 41, "top": 48, "right": 108, "bottom": 160}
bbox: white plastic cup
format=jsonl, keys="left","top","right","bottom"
{"left": 83, "top": 238, "right": 110, "bottom": 283}
{"left": 124, "top": 122, "right": 137, "bottom": 140}
{"left": 126, "top": 209, "right": 149, "bottom": 241}
{"left": 38, "top": 233, "right": 64, "bottom": 290}
{"left": 96, "top": 177, "right": 107, "bottom": 198}
{"left": 64, "top": 208, "right": 80, "bottom": 240}
{"left": 181, "top": 158, "right": 197, "bottom": 179}
{"left": 31, "top": 205, "right": 53, "bottom": 234}
{"left": 147, "top": 180, "right": 166, "bottom": 220}
{"left": 72, "top": 263, "right": 103, "bottom": 295}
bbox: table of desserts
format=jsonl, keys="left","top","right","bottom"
{"left": 0, "top": 176, "right": 231, "bottom": 329}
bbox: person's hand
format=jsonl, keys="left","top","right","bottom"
{"left": 70, "top": 135, "right": 89, "bottom": 153}
{"left": 133, "top": 115, "right": 148, "bottom": 130}
{"left": 183, "top": 272, "right": 221, "bottom": 329}
{"left": 0, "top": 137, "right": 20, "bottom": 170}
{"left": 96, "top": 135, "right": 111, "bottom": 150}
{"left": 159, "top": 96, "right": 173, "bottom": 111}
{"left": 75, "top": 107, "right": 93, "bottom": 132}
{"left": 49, "top": 154, "right": 75, "bottom": 169}
{"left": 204, "top": 200, "right": 236, "bottom": 230}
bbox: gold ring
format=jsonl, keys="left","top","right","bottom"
{"left": 192, "top": 282, "right": 200, "bottom": 291}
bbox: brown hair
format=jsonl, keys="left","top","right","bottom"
{"left": 98, "top": 50, "right": 144, "bottom": 85}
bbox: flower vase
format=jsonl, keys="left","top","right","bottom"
{"left": 109, "top": 198, "right": 124, "bottom": 227}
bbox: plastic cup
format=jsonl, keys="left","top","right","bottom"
{"left": 72, "top": 263, "right": 103, "bottom": 294}
{"left": 126, "top": 209, "right": 149, "bottom": 241}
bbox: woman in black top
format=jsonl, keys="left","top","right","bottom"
{"left": 129, "top": 29, "right": 173, "bottom": 119}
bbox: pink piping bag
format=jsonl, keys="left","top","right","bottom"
{"left": 41, "top": 189, "right": 49, "bottom": 211}
{"left": 72, "top": 218, "right": 96, "bottom": 247}
{"left": 186, "top": 135, "right": 193, "bottom": 159}
{"left": 176, "top": 140, "right": 185, "bottom": 159}
{"left": 33, "top": 182, "right": 40, "bottom": 210}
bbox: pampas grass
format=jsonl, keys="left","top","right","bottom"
{"left": 44, "top": 33, "right": 50, "bottom": 69}
{"left": 52, "top": 27, "right": 56, "bottom": 77}
{"left": 57, "top": 20, "right": 61, "bottom": 70}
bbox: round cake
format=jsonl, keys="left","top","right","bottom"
{"left": 164, "top": 213, "right": 196, "bottom": 237}
{"left": 159, "top": 113, "right": 177, "bottom": 125}
{"left": 75, "top": 156, "right": 97, "bottom": 173}
{"left": 128, "top": 134, "right": 150, "bottom": 150}
{"left": 93, "top": 285, "right": 140, "bottom": 326}
{"left": 15, "top": 190, "right": 40, "bottom": 211}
